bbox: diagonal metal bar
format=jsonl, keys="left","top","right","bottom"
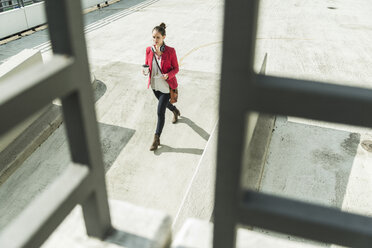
{"left": 240, "top": 190, "right": 372, "bottom": 247}
{"left": 0, "top": 55, "right": 75, "bottom": 137}
{"left": 0, "top": 163, "right": 91, "bottom": 248}
{"left": 252, "top": 74, "right": 372, "bottom": 127}
{"left": 61, "top": 91, "right": 112, "bottom": 238}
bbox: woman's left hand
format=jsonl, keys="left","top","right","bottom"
{"left": 162, "top": 74, "right": 169, "bottom": 80}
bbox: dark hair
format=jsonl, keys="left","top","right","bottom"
{"left": 153, "top": 22, "right": 166, "bottom": 36}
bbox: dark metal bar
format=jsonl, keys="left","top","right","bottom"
{"left": 0, "top": 0, "right": 111, "bottom": 246}
{"left": 213, "top": 0, "right": 260, "bottom": 247}
{"left": 241, "top": 190, "right": 372, "bottom": 247}
{"left": 216, "top": 0, "right": 372, "bottom": 246}
{"left": 45, "top": 0, "right": 89, "bottom": 59}
{"left": 61, "top": 91, "right": 113, "bottom": 238}
{"left": 252, "top": 74, "right": 372, "bottom": 127}
{"left": 0, "top": 163, "right": 90, "bottom": 248}
{"left": 0, "top": 55, "right": 74, "bottom": 137}
{"left": 45, "top": 0, "right": 112, "bottom": 240}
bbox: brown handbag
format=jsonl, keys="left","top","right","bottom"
{"left": 152, "top": 47, "right": 178, "bottom": 103}
{"left": 169, "top": 87, "right": 178, "bottom": 104}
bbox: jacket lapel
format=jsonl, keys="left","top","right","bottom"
{"left": 149, "top": 48, "right": 154, "bottom": 71}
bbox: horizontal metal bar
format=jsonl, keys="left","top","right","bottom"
{"left": 240, "top": 190, "right": 372, "bottom": 247}
{"left": 0, "top": 55, "right": 76, "bottom": 137}
{"left": 250, "top": 74, "right": 372, "bottom": 128}
{"left": 0, "top": 162, "right": 92, "bottom": 248}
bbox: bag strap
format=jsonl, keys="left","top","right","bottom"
{"left": 152, "top": 47, "right": 174, "bottom": 92}
{"left": 151, "top": 47, "right": 163, "bottom": 74}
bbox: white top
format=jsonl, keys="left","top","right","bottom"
{"left": 150, "top": 53, "right": 169, "bottom": 93}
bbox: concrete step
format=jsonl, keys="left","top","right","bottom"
{"left": 42, "top": 199, "right": 172, "bottom": 248}
{"left": 171, "top": 218, "right": 323, "bottom": 248}
{"left": 0, "top": 77, "right": 99, "bottom": 185}
{"left": 171, "top": 121, "right": 217, "bottom": 233}
{"left": 0, "top": 104, "right": 62, "bottom": 185}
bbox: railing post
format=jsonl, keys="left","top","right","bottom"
{"left": 44, "top": 0, "right": 112, "bottom": 239}
{"left": 16, "top": 0, "right": 23, "bottom": 7}
{"left": 213, "top": 0, "right": 260, "bottom": 247}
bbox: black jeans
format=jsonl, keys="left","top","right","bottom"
{"left": 153, "top": 90, "right": 176, "bottom": 136}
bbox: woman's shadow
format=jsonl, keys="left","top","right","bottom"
{"left": 177, "top": 116, "right": 210, "bottom": 141}
{"left": 154, "top": 116, "right": 210, "bottom": 155}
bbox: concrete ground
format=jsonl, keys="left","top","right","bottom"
{"left": 0, "top": 0, "right": 222, "bottom": 238}
{"left": 1, "top": 0, "right": 372, "bottom": 247}
{"left": 251, "top": 0, "right": 372, "bottom": 247}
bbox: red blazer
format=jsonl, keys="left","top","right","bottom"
{"left": 145, "top": 45, "right": 179, "bottom": 89}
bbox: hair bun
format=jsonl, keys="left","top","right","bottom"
{"left": 159, "top": 23, "right": 166, "bottom": 29}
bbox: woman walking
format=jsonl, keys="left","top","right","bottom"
{"left": 144, "top": 23, "right": 181, "bottom": 151}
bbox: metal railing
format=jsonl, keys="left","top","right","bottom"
{"left": 0, "top": 0, "right": 112, "bottom": 247}
{"left": 213, "top": 0, "right": 372, "bottom": 247}
{"left": 0, "top": 0, "right": 42, "bottom": 12}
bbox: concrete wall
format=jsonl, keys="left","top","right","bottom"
{"left": 246, "top": 112, "right": 259, "bottom": 146}
{"left": 241, "top": 53, "right": 276, "bottom": 191}
{"left": 242, "top": 113, "right": 276, "bottom": 191}
{"left": 24, "top": 2, "right": 47, "bottom": 28}
{"left": 81, "top": 0, "right": 105, "bottom": 9}
{"left": 0, "top": 48, "right": 43, "bottom": 80}
{"left": 0, "top": 49, "right": 44, "bottom": 154}
{"left": 0, "top": 0, "right": 107, "bottom": 40}
{"left": 0, "top": 8, "right": 29, "bottom": 39}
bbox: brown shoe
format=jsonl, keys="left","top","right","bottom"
{"left": 150, "top": 134, "right": 160, "bottom": 151}
{"left": 172, "top": 108, "right": 181, "bottom": 124}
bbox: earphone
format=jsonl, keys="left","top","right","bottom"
{"left": 152, "top": 43, "right": 165, "bottom": 53}
{"left": 160, "top": 43, "right": 165, "bottom": 52}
